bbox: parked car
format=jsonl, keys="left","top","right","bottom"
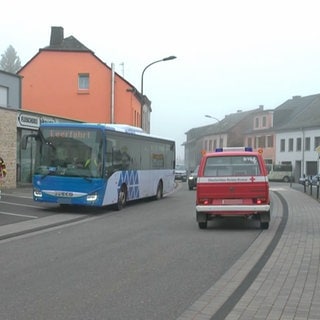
{"left": 175, "top": 165, "right": 187, "bottom": 182}
{"left": 188, "top": 165, "right": 199, "bottom": 190}
{"left": 299, "top": 174, "right": 320, "bottom": 186}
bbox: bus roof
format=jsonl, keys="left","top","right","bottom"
{"left": 39, "top": 122, "right": 175, "bottom": 143}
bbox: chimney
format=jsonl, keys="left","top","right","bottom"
{"left": 50, "top": 26, "right": 64, "bottom": 46}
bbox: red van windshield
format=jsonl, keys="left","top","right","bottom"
{"left": 203, "top": 155, "right": 261, "bottom": 177}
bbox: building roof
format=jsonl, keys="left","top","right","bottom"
{"left": 274, "top": 94, "right": 320, "bottom": 131}
{"left": 43, "top": 35, "right": 92, "bottom": 53}
{"left": 41, "top": 26, "right": 92, "bottom": 53}
{"left": 18, "top": 26, "right": 146, "bottom": 103}
{"left": 185, "top": 108, "right": 259, "bottom": 140}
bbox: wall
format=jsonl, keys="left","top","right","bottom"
{"left": 0, "top": 107, "right": 17, "bottom": 188}
{"left": 19, "top": 51, "right": 141, "bottom": 126}
{"left": 0, "top": 71, "right": 21, "bottom": 109}
{"left": 276, "top": 129, "right": 320, "bottom": 176}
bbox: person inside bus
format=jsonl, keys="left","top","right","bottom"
{"left": 120, "top": 146, "right": 131, "bottom": 170}
{"left": 84, "top": 153, "right": 102, "bottom": 176}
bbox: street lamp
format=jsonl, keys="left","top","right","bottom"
{"left": 205, "top": 115, "right": 222, "bottom": 148}
{"left": 140, "top": 55, "right": 177, "bottom": 131}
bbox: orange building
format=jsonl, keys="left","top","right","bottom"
{"left": 18, "top": 27, "right": 150, "bottom": 131}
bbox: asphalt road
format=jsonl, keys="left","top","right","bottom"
{"left": 0, "top": 183, "right": 282, "bottom": 320}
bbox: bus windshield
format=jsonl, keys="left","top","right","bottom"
{"left": 35, "top": 127, "right": 103, "bottom": 178}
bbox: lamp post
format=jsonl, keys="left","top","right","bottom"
{"left": 205, "top": 114, "right": 222, "bottom": 148}
{"left": 140, "top": 55, "right": 177, "bottom": 131}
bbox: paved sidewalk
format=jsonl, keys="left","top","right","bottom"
{"left": 177, "top": 185, "right": 320, "bottom": 320}
{"left": 1, "top": 186, "right": 33, "bottom": 198}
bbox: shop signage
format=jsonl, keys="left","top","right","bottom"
{"left": 17, "top": 113, "right": 57, "bottom": 129}
{"left": 40, "top": 117, "right": 57, "bottom": 124}
{"left": 17, "top": 113, "right": 40, "bottom": 129}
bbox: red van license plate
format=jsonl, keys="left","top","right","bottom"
{"left": 222, "top": 199, "right": 243, "bottom": 205}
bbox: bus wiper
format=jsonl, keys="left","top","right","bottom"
{"left": 39, "top": 167, "right": 57, "bottom": 179}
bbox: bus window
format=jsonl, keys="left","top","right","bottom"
{"left": 268, "top": 164, "right": 293, "bottom": 182}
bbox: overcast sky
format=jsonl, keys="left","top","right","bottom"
{"left": 2, "top": 0, "right": 320, "bottom": 160}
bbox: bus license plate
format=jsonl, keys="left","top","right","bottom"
{"left": 57, "top": 198, "right": 72, "bottom": 204}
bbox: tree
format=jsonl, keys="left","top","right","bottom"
{"left": 0, "top": 45, "right": 21, "bottom": 73}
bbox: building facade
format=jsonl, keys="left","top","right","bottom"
{"left": 18, "top": 26, "right": 151, "bottom": 132}
{"left": 0, "top": 70, "right": 22, "bottom": 188}
{"left": 1, "top": 27, "right": 153, "bottom": 188}
{"left": 184, "top": 107, "right": 268, "bottom": 172}
{"left": 0, "top": 105, "right": 80, "bottom": 188}
{"left": 184, "top": 95, "right": 320, "bottom": 181}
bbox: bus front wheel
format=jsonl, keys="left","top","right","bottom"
{"left": 115, "top": 184, "right": 127, "bottom": 211}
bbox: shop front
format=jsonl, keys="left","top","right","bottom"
{"left": 16, "top": 112, "right": 79, "bottom": 185}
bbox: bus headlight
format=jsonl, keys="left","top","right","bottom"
{"left": 87, "top": 193, "right": 98, "bottom": 202}
{"left": 33, "top": 189, "right": 42, "bottom": 198}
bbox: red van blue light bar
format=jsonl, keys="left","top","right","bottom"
{"left": 215, "top": 147, "right": 253, "bottom": 152}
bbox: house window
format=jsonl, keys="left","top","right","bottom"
{"left": 288, "top": 138, "right": 293, "bottom": 151}
{"left": 262, "top": 116, "right": 267, "bottom": 127}
{"left": 213, "top": 140, "right": 217, "bottom": 150}
{"left": 209, "top": 140, "right": 213, "bottom": 152}
{"left": 305, "top": 137, "right": 310, "bottom": 151}
{"left": 258, "top": 136, "right": 266, "bottom": 148}
{"left": 296, "top": 137, "right": 301, "bottom": 151}
{"left": 254, "top": 117, "right": 259, "bottom": 128}
{"left": 314, "top": 136, "right": 320, "bottom": 150}
{"left": 219, "top": 137, "right": 223, "bottom": 147}
{"left": 280, "top": 139, "right": 285, "bottom": 152}
{"left": 247, "top": 137, "right": 252, "bottom": 147}
{"left": 78, "top": 74, "right": 89, "bottom": 90}
{"left": 0, "top": 86, "right": 8, "bottom": 107}
{"left": 267, "top": 135, "right": 273, "bottom": 147}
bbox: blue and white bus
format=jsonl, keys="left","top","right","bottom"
{"left": 23, "top": 123, "right": 176, "bottom": 209}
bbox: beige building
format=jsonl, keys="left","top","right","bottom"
{"left": 0, "top": 107, "right": 17, "bottom": 188}
{"left": 0, "top": 106, "right": 79, "bottom": 189}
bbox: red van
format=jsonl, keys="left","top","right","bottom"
{"left": 196, "top": 147, "right": 270, "bottom": 229}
